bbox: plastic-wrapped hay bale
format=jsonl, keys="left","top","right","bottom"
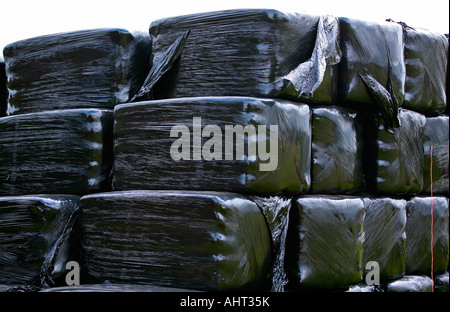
{"left": 1, "top": 59, "right": 6, "bottom": 117}
{"left": 80, "top": 190, "right": 272, "bottom": 291}
{"left": 285, "top": 196, "right": 365, "bottom": 289}
{"left": 386, "top": 275, "right": 433, "bottom": 292}
{"left": 402, "top": 26, "right": 448, "bottom": 114}
{"left": 0, "top": 109, "right": 113, "bottom": 195}
{"left": 311, "top": 106, "right": 364, "bottom": 194}
{"left": 0, "top": 195, "right": 79, "bottom": 286}
{"left": 41, "top": 284, "right": 197, "bottom": 292}
{"left": 435, "top": 272, "right": 449, "bottom": 292}
{"left": 369, "top": 109, "right": 426, "bottom": 195}
{"left": 405, "top": 197, "right": 449, "bottom": 274}
{"left": 422, "top": 116, "right": 449, "bottom": 195}
{"left": 252, "top": 196, "right": 292, "bottom": 291}
{"left": 147, "top": 9, "right": 341, "bottom": 104}
{"left": 362, "top": 197, "right": 407, "bottom": 281}
{"left": 338, "top": 18, "right": 405, "bottom": 130}
{"left": 113, "top": 97, "right": 311, "bottom": 194}
{"left": 3, "top": 29, "right": 151, "bottom": 115}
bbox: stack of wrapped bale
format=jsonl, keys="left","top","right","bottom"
{"left": 0, "top": 28, "right": 151, "bottom": 290}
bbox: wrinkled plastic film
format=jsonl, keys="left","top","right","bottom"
{"left": 3, "top": 29, "right": 151, "bottom": 115}
{"left": 0, "top": 60, "right": 6, "bottom": 117}
{"left": 80, "top": 190, "right": 272, "bottom": 290}
{"left": 0, "top": 195, "right": 80, "bottom": 286}
{"left": 311, "top": 106, "right": 364, "bottom": 194}
{"left": 286, "top": 196, "right": 365, "bottom": 289}
{"left": 0, "top": 109, "right": 114, "bottom": 195}
{"left": 422, "top": 116, "right": 449, "bottom": 195}
{"left": 386, "top": 275, "right": 433, "bottom": 292}
{"left": 405, "top": 197, "right": 449, "bottom": 275}
{"left": 149, "top": 9, "right": 338, "bottom": 104}
{"left": 362, "top": 197, "right": 407, "bottom": 280}
{"left": 113, "top": 97, "right": 311, "bottom": 194}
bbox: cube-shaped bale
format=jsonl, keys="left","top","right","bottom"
{"left": 370, "top": 109, "right": 426, "bottom": 194}
{"left": 422, "top": 116, "right": 449, "bottom": 195}
{"left": 80, "top": 190, "right": 272, "bottom": 291}
{"left": 362, "top": 197, "right": 407, "bottom": 281}
{"left": 3, "top": 29, "right": 151, "bottom": 115}
{"left": 386, "top": 275, "right": 433, "bottom": 292}
{"left": 113, "top": 97, "right": 311, "bottom": 194}
{"left": 286, "top": 196, "right": 365, "bottom": 289}
{"left": 311, "top": 106, "right": 364, "bottom": 194}
{"left": 338, "top": 18, "right": 405, "bottom": 106}
{"left": 405, "top": 197, "right": 449, "bottom": 275}
{"left": 0, "top": 109, "right": 113, "bottom": 195}
{"left": 402, "top": 27, "right": 448, "bottom": 114}
{"left": 149, "top": 9, "right": 341, "bottom": 104}
{"left": 0, "top": 195, "right": 79, "bottom": 286}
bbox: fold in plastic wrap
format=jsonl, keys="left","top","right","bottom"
{"left": 0, "top": 195, "right": 79, "bottom": 286}
{"left": 386, "top": 275, "right": 433, "bottom": 292}
{"left": 435, "top": 272, "right": 449, "bottom": 292}
{"left": 405, "top": 197, "right": 449, "bottom": 275}
{"left": 362, "top": 197, "right": 407, "bottom": 281}
{"left": 3, "top": 29, "right": 151, "bottom": 115}
{"left": 149, "top": 9, "right": 340, "bottom": 104}
{"left": 0, "top": 109, "right": 113, "bottom": 195}
{"left": 41, "top": 284, "right": 197, "bottom": 292}
{"left": 401, "top": 25, "right": 448, "bottom": 114}
{"left": 311, "top": 106, "right": 364, "bottom": 194}
{"left": 80, "top": 191, "right": 272, "bottom": 291}
{"left": 370, "top": 109, "right": 426, "bottom": 194}
{"left": 285, "top": 196, "right": 365, "bottom": 289}
{"left": 1, "top": 60, "right": 6, "bottom": 117}
{"left": 113, "top": 97, "right": 311, "bottom": 194}
{"left": 252, "top": 196, "right": 292, "bottom": 292}
{"left": 338, "top": 18, "right": 405, "bottom": 129}
{"left": 422, "top": 116, "right": 449, "bottom": 195}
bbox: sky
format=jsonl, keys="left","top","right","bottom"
{"left": 0, "top": 0, "right": 449, "bottom": 58}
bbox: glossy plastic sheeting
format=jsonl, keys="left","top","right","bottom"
{"left": 80, "top": 190, "right": 272, "bottom": 291}
{"left": 311, "top": 106, "right": 364, "bottom": 194}
{"left": 386, "top": 275, "right": 433, "bottom": 292}
{"left": 113, "top": 97, "right": 311, "bottom": 194}
{"left": 0, "top": 195, "right": 79, "bottom": 286}
{"left": 401, "top": 25, "right": 448, "bottom": 115}
{"left": 422, "top": 116, "right": 449, "bottom": 195}
{"left": 338, "top": 18, "right": 405, "bottom": 130}
{"left": 149, "top": 9, "right": 341, "bottom": 104}
{"left": 252, "top": 196, "right": 292, "bottom": 292}
{"left": 285, "top": 196, "right": 365, "bottom": 289}
{"left": 0, "top": 109, "right": 113, "bottom": 195}
{"left": 362, "top": 197, "right": 407, "bottom": 281}
{"left": 371, "top": 109, "right": 426, "bottom": 195}
{"left": 1, "top": 60, "right": 6, "bottom": 117}
{"left": 405, "top": 196, "right": 449, "bottom": 275}
{"left": 3, "top": 29, "right": 151, "bottom": 115}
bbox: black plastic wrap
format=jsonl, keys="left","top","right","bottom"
{"left": 80, "top": 190, "right": 272, "bottom": 291}
{"left": 0, "top": 195, "right": 79, "bottom": 286}
{"left": 362, "top": 197, "right": 407, "bottom": 281}
{"left": 148, "top": 9, "right": 341, "bottom": 104}
{"left": 252, "top": 196, "right": 292, "bottom": 292}
{"left": 3, "top": 29, "right": 151, "bottom": 115}
{"left": 402, "top": 25, "right": 448, "bottom": 115}
{"left": 41, "top": 284, "right": 197, "bottom": 292}
{"left": 435, "top": 272, "right": 449, "bottom": 292}
{"left": 369, "top": 109, "right": 426, "bottom": 195}
{"left": 338, "top": 18, "right": 405, "bottom": 129}
{"left": 113, "top": 97, "right": 311, "bottom": 194}
{"left": 1, "top": 59, "right": 6, "bottom": 117}
{"left": 405, "top": 196, "right": 449, "bottom": 274}
{"left": 0, "top": 109, "right": 113, "bottom": 195}
{"left": 311, "top": 106, "right": 364, "bottom": 194}
{"left": 386, "top": 275, "right": 433, "bottom": 292}
{"left": 422, "top": 116, "right": 449, "bottom": 195}
{"left": 285, "top": 196, "right": 365, "bottom": 289}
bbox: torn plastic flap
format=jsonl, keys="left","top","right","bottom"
{"left": 282, "top": 15, "right": 341, "bottom": 100}
{"left": 131, "top": 30, "right": 190, "bottom": 102}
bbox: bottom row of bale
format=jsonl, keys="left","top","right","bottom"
{"left": 0, "top": 192, "right": 448, "bottom": 292}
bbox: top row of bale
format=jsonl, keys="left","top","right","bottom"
{"left": 0, "top": 9, "right": 448, "bottom": 119}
